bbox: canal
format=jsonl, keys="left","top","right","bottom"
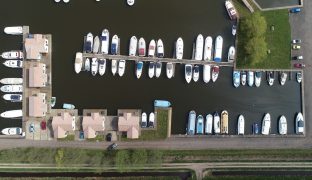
{"left": 0, "top": 0, "right": 301, "bottom": 135}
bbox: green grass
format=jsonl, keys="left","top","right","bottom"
{"left": 86, "top": 134, "right": 105, "bottom": 142}
{"left": 57, "top": 134, "right": 75, "bottom": 141}
{"left": 204, "top": 176, "right": 310, "bottom": 180}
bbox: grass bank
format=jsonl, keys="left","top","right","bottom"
{"left": 204, "top": 176, "right": 309, "bottom": 180}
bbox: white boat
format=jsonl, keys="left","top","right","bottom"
{"left": 176, "top": 37, "right": 184, "bottom": 60}
{"left": 4, "top": 26, "right": 23, "bottom": 35}
{"left": 279, "top": 115, "right": 287, "bottom": 135}
{"left": 241, "top": 71, "right": 247, "bottom": 86}
{"left": 148, "top": 39, "right": 156, "bottom": 57}
{"left": 225, "top": 0, "right": 238, "bottom": 20}
{"left": 255, "top": 71, "right": 262, "bottom": 87}
{"left": 111, "top": 60, "right": 118, "bottom": 76}
{"left": 232, "top": 25, "right": 237, "bottom": 36}
{"left": 187, "top": 110, "right": 196, "bottom": 135}
{"left": 118, "top": 60, "right": 126, "bottom": 77}
{"left": 91, "top": 58, "right": 98, "bottom": 76}
{"left": 296, "top": 72, "right": 302, "bottom": 83}
{"left": 148, "top": 62, "right": 155, "bottom": 78}
{"left": 1, "top": 85, "right": 22, "bottom": 93}
{"left": 84, "top": 58, "right": 90, "bottom": 72}
{"left": 203, "top": 36, "right": 213, "bottom": 61}
{"left": 166, "top": 63, "right": 174, "bottom": 79}
{"left": 1, "top": 51, "right": 23, "bottom": 59}
{"left": 214, "top": 36, "right": 223, "bottom": 62}
{"left": 149, "top": 112, "right": 155, "bottom": 127}
{"left": 136, "top": 61, "right": 143, "bottom": 79}
{"left": 3, "top": 94, "right": 22, "bottom": 102}
{"left": 3, "top": 60, "right": 22, "bottom": 68}
{"left": 233, "top": 70, "right": 240, "bottom": 88}
{"left": 63, "top": 103, "right": 75, "bottom": 110}
{"left": 227, "top": 46, "right": 235, "bottom": 62}
{"left": 157, "top": 39, "right": 164, "bottom": 58}
{"left": 205, "top": 114, "right": 213, "bottom": 134}
{"left": 193, "top": 65, "right": 199, "bottom": 82}
{"left": 195, "top": 34, "right": 204, "bottom": 60}
{"left": 138, "top": 37, "right": 146, "bottom": 57}
{"left": 212, "top": 66, "right": 219, "bottom": 82}
{"left": 85, "top": 33, "right": 93, "bottom": 53}
{"left": 127, "top": 0, "right": 135, "bottom": 6}
{"left": 261, "top": 113, "right": 271, "bottom": 135}
{"left": 74, "top": 52, "right": 83, "bottom": 74}
{"left": 185, "top": 64, "right": 192, "bottom": 83}
{"left": 141, "top": 112, "right": 147, "bottom": 128}
{"left": 1, "top": 127, "right": 22, "bottom": 135}
{"left": 93, "top": 36, "right": 100, "bottom": 53}
{"left": 296, "top": 112, "right": 304, "bottom": 134}
{"left": 247, "top": 71, "right": 254, "bottom": 87}
{"left": 98, "top": 59, "right": 106, "bottom": 76}
{"left": 100, "top": 29, "right": 110, "bottom": 54}
{"left": 237, "top": 115, "right": 245, "bottom": 135}
{"left": 214, "top": 112, "right": 221, "bottom": 134}
{"left": 129, "top": 36, "right": 137, "bottom": 56}
{"left": 111, "top": 35, "right": 119, "bottom": 55}
{"left": 267, "top": 71, "right": 274, "bottom": 86}
{"left": 0, "top": 110, "right": 22, "bottom": 118}
{"left": 155, "top": 62, "right": 162, "bottom": 78}
{"left": 0, "top": 78, "right": 23, "bottom": 84}
{"left": 280, "top": 72, "right": 287, "bottom": 86}
{"left": 203, "top": 65, "right": 211, "bottom": 83}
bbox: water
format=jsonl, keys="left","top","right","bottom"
{"left": 0, "top": 0, "right": 301, "bottom": 135}
{"left": 254, "top": 0, "right": 301, "bottom": 9}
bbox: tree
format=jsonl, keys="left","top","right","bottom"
{"left": 245, "top": 36, "right": 268, "bottom": 66}
{"left": 115, "top": 150, "right": 130, "bottom": 172}
{"left": 241, "top": 12, "right": 267, "bottom": 39}
{"left": 131, "top": 149, "right": 147, "bottom": 166}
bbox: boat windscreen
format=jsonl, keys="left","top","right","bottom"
{"left": 101, "top": 36, "right": 107, "bottom": 41}
{"left": 298, "top": 121, "right": 304, "bottom": 127}
{"left": 137, "top": 63, "right": 143, "bottom": 69}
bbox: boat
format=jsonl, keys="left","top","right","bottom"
{"left": 85, "top": 33, "right": 93, "bottom": 53}
{"left": 185, "top": 64, "right": 192, "bottom": 83}
{"left": 136, "top": 61, "right": 143, "bottom": 79}
{"left": 93, "top": 36, "right": 100, "bottom": 53}
{"left": 74, "top": 52, "right": 83, "bottom": 74}
{"left": 193, "top": 65, "right": 200, "bottom": 82}
{"left": 84, "top": 58, "right": 90, "bottom": 72}
{"left": 156, "top": 39, "right": 164, "bottom": 58}
{"left": 196, "top": 115, "right": 204, "bottom": 134}
{"left": 0, "top": 110, "right": 22, "bottom": 118}
{"left": 225, "top": 0, "right": 238, "bottom": 20}
{"left": 3, "top": 94, "right": 22, "bottom": 102}
{"left": 195, "top": 34, "right": 204, "bottom": 60}
{"left": 51, "top": 97, "right": 56, "bottom": 108}
{"left": 203, "top": 65, "right": 211, "bottom": 83}
{"left": 154, "top": 100, "right": 171, "bottom": 107}
{"left": 118, "top": 60, "right": 126, "bottom": 77}
{"left": 155, "top": 62, "right": 162, "bottom": 78}
{"left": 205, "top": 114, "right": 213, "bottom": 134}
{"left": 4, "top": 26, "right": 23, "bottom": 35}
{"left": 91, "top": 58, "right": 98, "bottom": 76}
{"left": 267, "top": 71, "right": 275, "bottom": 86}
{"left": 0, "top": 78, "right": 23, "bottom": 85}
{"left": 280, "top": 72, "right": 287, "bottom": 86}
{"left": 233, "top": 70, "right": 240, "bottom": 88}
{"left": 187, "top": 110, "right": 196, "bottom": 135}
{"left": 296, "top": 112, "right": 304, "bottom": 134}
{"left": 241, "top": 71, "right": 247, "bottom": 86}
{"left": 148, "top": 39, "right": 156, "bottom": 57}
{"left": 111, "top": 60, "right": 118, "bottom": 76}
{"left": 255, "top": 71, "right": 262, "bottom": 87}
{"left": 148, "top": 62, "right": 155, "bottom": 78}
{"left": 1, "top": 85, "right": 22, "bottom": 93}
{"left": 221, "top": 110, "right": 229, "bottom": 134}
{"left": 111, "top": 35, "right": 119, "bottom": 55}
{"left": 63, "top": 103, "right": 75, "bottom": 110}
{"left": 100, "top": 29, "right": 109, "bottom": 54}
{"left": 138, "top": 37, "right": 146, "bottom": 57}
{"left": 227, "top": 46, "right": 235, "bottom": 62}
{"left": 1, "top": 127, "right": 22, "bottom": 135}
{"left": 296, "top": 72, "right": 302, "bottom": 83}
{"left": 3, "top": 60, "right": 23, "bottom": 68}
{"left": 247, "top": 71, "right": 254, "bottom": 87}
{"left": 214, "top": 112, "right": 221, "bottom": 134}
{"left": 212, "top": 66, "right": 219, "bottom": 82}
{"left": 261, "top": 113, "right": 271, "bottom": 135}
{"left": 204, "top": 36, "right": 213, "bottom": 61}
{"left": 237, "top": 115, "right": 245, "bottom": 135}
{"left": 1, "top": 51, "right": 23, "bottom": 59}
{"left": 279, "top": 115, "right": 287, "bottom": 135}
{"left": 98, "top": 59, "right": 106, "bottom": 76}
{"left": 176, "top": 37, "right": 184, "bottom": 60}
{"left": 149, "top": 112, "right": 155, "bottom": 127}
{"left": 127, "top": 0, "right": 135, "bottom": 6}
{"left": 166, "top": 63, "right": 174, "bottom": 79}
{"left": 232, "top": 25, "right": 237, "bottom": 36}
{"left": 214, "top": 36, "right": 223, "bottom": 62}
{"left": 141, "top": 112, "right": 147, "bottom": 128}
{"left": 129, "top": 36, "right": 137, "bottom": 56}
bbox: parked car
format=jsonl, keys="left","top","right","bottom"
{"left": 292, "top": 39, "right": 302, "bottom": 44}
{"left": 292, "top": 45, "right": 301, "bottom": 50}
{"left": 79, "top": 131, "right": 84, "bottom": 139}
{"left": 106, "top": 133, "right": 112, "bottom": 142}
{"left": 294, "top": 63, "right": 305, "bottom": 68}
{"left": 40, "top": 120, "right": 46, "bottom": 130}
{"left": 293, "top": 55, "right": 303, "bottom": 60}
{"left": 290, "top": 8, "right": 301, "bottom": 13}
{"left": 253, "top": 123, "right": 259, "bottom": 135}
{"left": 29, "top": 123, "right": 35, "bottom": 133}
{"left": 107, "top": 143, "right": 117, "bottom": 151}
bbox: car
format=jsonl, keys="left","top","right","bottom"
{"left": 107, "top": 143, "right": 117, "bottom": 151}
{"left": 79, "top": 131, "right": 84, "bottom": 139}
{"left": 29, "top": 123, "right": 35, "bottom": 133}
{"left": 292, "top": 45, "right": 301, "bottom": 50}
{"left": 294, "top": 63, "right": 305, "bottom": 68}
{"left": 292, "top": 39, "right": 302, "bottom": 44}
{"left": 290, "top": 8, "right": 301, "bottom": 13}
{"left": 40, "top": 120, "right": 46, "bottom": 130}
{"left": 106, "top": 133, "right": 112, "bottom": 142}
{"left": 253, "top": 123, "right": 259, "bottom": 135}
{"left": 293, "top": 56, "right": 303, "bottom": 60}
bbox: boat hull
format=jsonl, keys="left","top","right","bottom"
{"left": 1, "top": 110, "right": 22, "bottom": 118}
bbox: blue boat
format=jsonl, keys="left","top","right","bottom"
{"left": 196, "top": 115, "right": 204, "bottom": 134}
{"left": 63, "top": 103, "right": 75, "bottom": 110}
{"left": 233, "top": 70, "right": 240, "bottom": 88}
{"left": 154, "top": 100, "right": 171, "bottom": 108}
{"left": 111, "top": 44, "right": 117, "bottom": 55}
{"left": 187, "top": 110, "right": 196, "bottom": 135}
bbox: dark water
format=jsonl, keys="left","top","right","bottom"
{"left": 212, "top": 170, "right": 312, "bottom": 176}
{"left": 0, "top": 0, "right": 301, "bottom": 135}
{"left": 254, "top": 0, "right": 301, "bottom": 9}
